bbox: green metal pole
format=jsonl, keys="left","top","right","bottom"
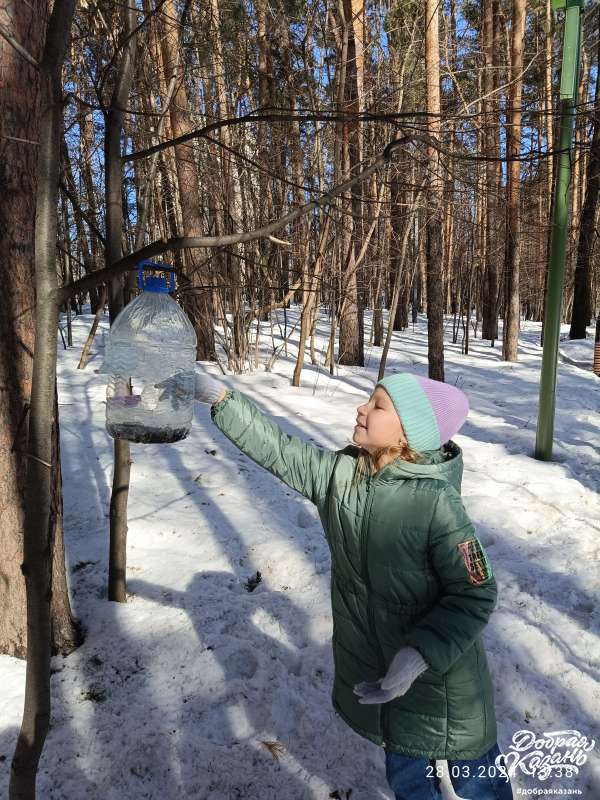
{"left": 535, "top": 0, "right": 584, "bottom": 461}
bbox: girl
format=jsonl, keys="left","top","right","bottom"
{"left": 191, "top": 370, "right": 513, "bottom": 800}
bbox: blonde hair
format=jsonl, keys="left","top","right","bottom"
{"left": 351, "top": 438, "right": 425, "bottom": 488}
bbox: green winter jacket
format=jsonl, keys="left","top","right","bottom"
{"left": 211, "top": 388, "right": 498, "bottom": 760}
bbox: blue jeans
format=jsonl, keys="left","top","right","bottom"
{"left": 385, "top": 741, "right": 514, "bottom": 800}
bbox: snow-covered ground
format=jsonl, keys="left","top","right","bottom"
{"left": 559, "top": 334, "right": 597, "bottom": 372}
{"left": 1, "top": 307, "right": 599, "bottom": 799}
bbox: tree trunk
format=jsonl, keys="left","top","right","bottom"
{"left": 105, "top": 4, "right": 138, "bottom": 604}
{"left": 9, "top": 2, "right": 77, "bottom": 797}
{"left": 292, "top": 216, "right": 331, "bottom": 386}
{"left": 545, "top": 0, "right": 555, "bottom": 248}
{"left": 78, "top": 85, "right": 102, "bottom": 312}
{"left": 0, "top": 0, "right": 78, "bottom": 664}
{"left": 502, "top": 0, "right": 526, "bottom": 362}
{"left": 378, "top": 179, "right": 426, "bottom": 380}
{"left": 204, "top": 0, "right": 247, "bottom": 369}
{"left": 159, "top": 0, "right": 216, "bottom": 362}
{"left": 389, "top": 151, "right": 411, "bottom": 331}
{"left": 337, "top": 0, "right": 364, "bottom": 366}
{"left": 61, "top": 134, "right": 98, "bottom": 311}
{"left": 425, "top": 0, "right": 445, "bottom": 381}
{"left": 255, "top": 0, "right": 276, "bottom": 326}
{"left": 570, "top": 8, "right": 600, "bottom": 338}
{"left": 567, "top": 46, "right": 589, "bottom": 299}
{"left": 481, "top": 0, "right": 499, "bottom": 341}
{"left": 373, "top": 267, "right": 384, "bottom": 345}
{"left": 417, "top": 213, "right": 427, "bottom": 312}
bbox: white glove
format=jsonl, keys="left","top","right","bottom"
{"left": 194, "top": 372, "right": 227, "bottom": 405}
{"left": 353, "top": 646, "right": 429, "bottom": 705}
{"left": 152, "top": 372, "right": 195, "bottom": 410}
{"left": 156, "top": 372, "right": 225, "bottom": 405}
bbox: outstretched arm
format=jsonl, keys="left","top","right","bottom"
{"left": 196, "top": 374, "right": 338, "bottom": 507}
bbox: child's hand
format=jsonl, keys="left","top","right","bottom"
{"left": 193, "top": 372, "right": 227, "bottom": 405}
{"left": 155, "top": 372, "right": 225, "bottom": 406}
{"left": 153, "top": 372, "right": 194, "bottom": 410}
{"left": 353, "top": 646, "right": 429, "bottom": 704}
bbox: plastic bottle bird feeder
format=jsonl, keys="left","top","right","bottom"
{"left": 99, "top": 262, "right": 197, "bottom": 444}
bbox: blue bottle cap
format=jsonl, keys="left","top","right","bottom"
{"left": 137, "top": 261, "right": 175, "bottom": 293}
{"left": 144, "top": 275, "right": 171, "bottom": 293}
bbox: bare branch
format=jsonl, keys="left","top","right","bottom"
{"left": 60, "top": 181, "right": 106, "bottom": 247}
{"left": 57, "top": 133, "right": 414, "bottom": 303}
{"left": 0, "top": 21, "right": 39, "bottom": 68}
{"left": 124, "top": 106, "right": 574, "bottom": 167}
{"left": 123, "top": 107, "right": 432, "bottom": 162}
{"left": 0, "top": 133, "right": 39, "bottom": 146}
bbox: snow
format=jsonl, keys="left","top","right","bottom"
{"left": 1, "top": 308, "right": 599, "bottom": 799}
{"left": 559, "top": 333, "right": 597, "bottom": 371}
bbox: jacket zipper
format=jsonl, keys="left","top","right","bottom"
{"left": 360, "top": 474, "right": 389, "bottom": 746}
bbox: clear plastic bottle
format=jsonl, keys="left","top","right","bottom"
{"left": 100, "top": 267, "right": 197, "bottom": 444}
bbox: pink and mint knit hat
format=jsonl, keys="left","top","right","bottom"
{"left": 375, "top": 373, "right": 469, "bottom": 451}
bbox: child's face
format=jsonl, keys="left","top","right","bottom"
{"left": 353, "top": 387, "right": 407, "bottom": 453}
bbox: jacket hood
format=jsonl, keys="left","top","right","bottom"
{"left": 350, "top": 440, "right": 464, "bottom": 494}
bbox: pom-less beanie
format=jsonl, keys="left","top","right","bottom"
{"left": 375, "top": 373, "right": 469, "bottom": 452}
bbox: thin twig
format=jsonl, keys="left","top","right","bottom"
{"left": 0, "top": 134, "right": 40, "bottom": 145}
{"left": 0, "top": 22, "right": 39, "bottom": 68}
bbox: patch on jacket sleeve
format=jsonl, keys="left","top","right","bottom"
{"left": 457, "top": 537, "right": 493, "bottom": 585}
